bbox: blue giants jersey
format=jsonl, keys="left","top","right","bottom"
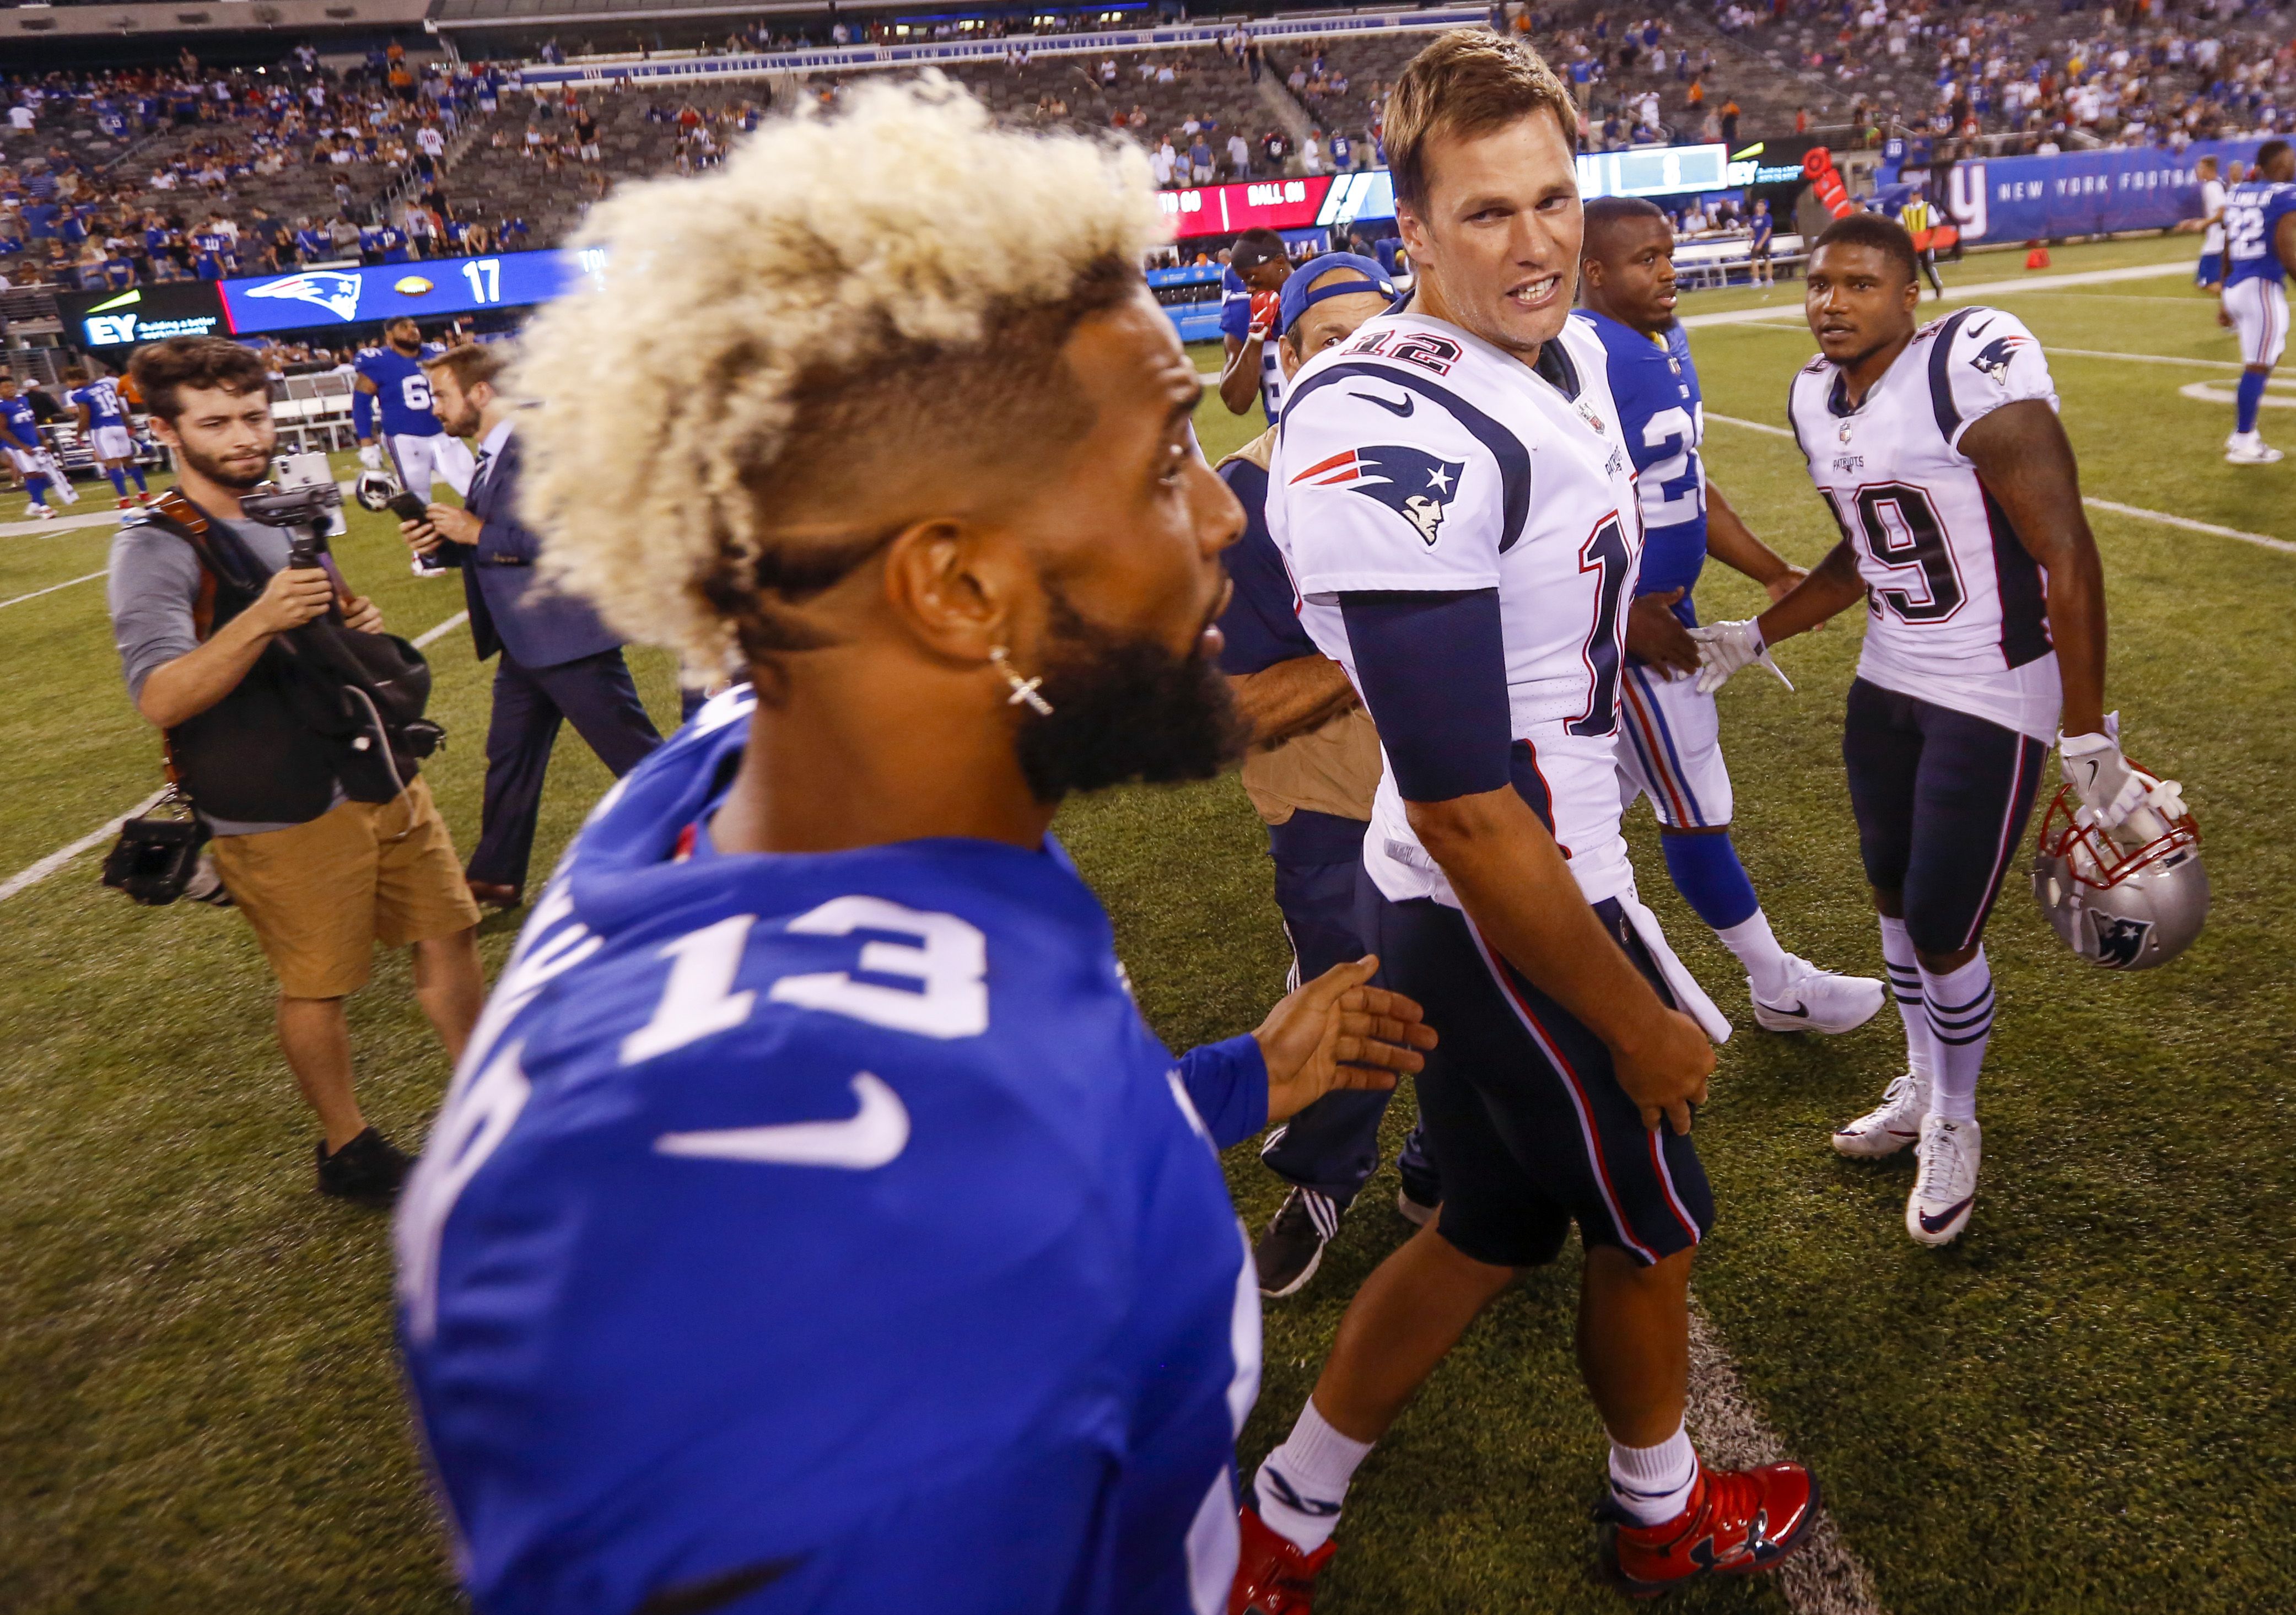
{"left": 0, "top": 395, "right": 39, "bottom": 453}
{"left": 2223, "top": 180, "right": 2296, "bottom": 286}
{"left": 1220, "top": 266, "right": 1284, "bottom": 421}
{"left": 70, "top": 377, "right": 127, "bottom": 428}
{"left": 356, "top": 346, "right": 443, "bottom": 438}
{"left": 396, "top": 693, "right": 1266, "bottom": 1615}
{"left": 1573, "top": 309, "right": 1706, "bottom": 621}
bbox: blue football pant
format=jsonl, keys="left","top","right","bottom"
{"left": 1257, "top": 845, "right": 1437, "bottom": 1208}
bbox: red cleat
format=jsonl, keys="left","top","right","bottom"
{"left": 1230, "top": 1505, "right": 1335, "bottom": 1615}
{"left": 1601, "top": 1462, "right": 1820, "bottom": 1598}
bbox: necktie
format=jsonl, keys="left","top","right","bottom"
{"left": 468, "top": 446, "right": 493, "bottom": 505}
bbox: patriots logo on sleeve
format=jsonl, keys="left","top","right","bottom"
{"left": 1289, "top": 444, "right": 1468, "bottom": 547}
{"left": 1968, "top": 333, "right": 2032, "bottom": 385}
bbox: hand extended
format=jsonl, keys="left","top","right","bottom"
{"left": 1688, "top": 618, "right": 1794, "bottom": 697}
{"left": 1253, "top": 955, "right": 1438, "bottom": 1126}
{"left": 1611, "top": 1004, "right": 1715, "bottom": 1135}
{"left": 249, "top": 565, "right": 336, "bottom": 635}
{"left": 1624, "top": 589, "right": 1699, "bottom": 679}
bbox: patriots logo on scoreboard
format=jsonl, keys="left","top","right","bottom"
{"left": 1290, "top": 445, "right": 1468, "bottom": 547}
{"left": 245, "top": 271, "right": 364, "bottom": 323}
{"left": 2090, "top": 912, "right": 2153, "bottom": 970}
{"left": 1968, "top": 333, "right": 2031, "bottom": 385}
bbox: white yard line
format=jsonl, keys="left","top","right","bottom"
{"left": 1687, "top": 1304, "right": 1886, "bottom": 1615}
{"left": 0, "top": 569, "right": 107, "bottom": 612}
{"left": 1680, "top": 258, "right": 2197, "bottom": 330}
{"left": 1707, "top": 413, "right": 2296, "bottom": 556}
{"left": 2051, "top": 346, "right": 2247, "bottom": 369}
{"left": 0, "top": 607, "right": 471, "bottom": 907}
{"left": 0, "top": 788, "right": 169, "bottom": 906}
{"left": 0, "top": 507, "right": 128, "bottom": 539}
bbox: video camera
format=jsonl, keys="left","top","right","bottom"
{"left": 238, "top": 451, "right": 348, "bottom": 560}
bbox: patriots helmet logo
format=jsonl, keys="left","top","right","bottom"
{"left": 1290, "top": 444, "right": 1468, "bottom": 547}
{"left": 2090, "top": 912, "right": 2153, "bottom": 970}
{"left": 245, "top": 271, "right": 364, "bottom": 322}
{"left": 1969, "top": 333, "right": 2031, "bottom": 385}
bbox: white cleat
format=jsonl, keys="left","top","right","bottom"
{"left": 28, "top": 503, "right": 59, "bottom": 520}
{"left": 1906, "top": 1114, "right": 1982, "bottom": 1247}
{"left": 1751, "top": 956, "right": 1888, "bottom": 1035}
{"left": 2225, "top": 431, "right": 2284, "bottom": 465}
{"left": 1832, "top": 1072, "right": 1928, "bottom": 1159}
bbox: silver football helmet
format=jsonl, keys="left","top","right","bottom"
{"left": 2032, "top": 768, "right": 2208, "bottom": 971}
{"left": 353, "top": 469, "right": 402, "bottom": 512}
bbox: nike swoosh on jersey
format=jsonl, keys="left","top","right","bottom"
{"left": 1966, "top": 317, "right": 1993, "bottom": 338}
{"left": 1350, "top": 390, "right": 1415, "bottom": 417}
{"left": 654, "top": 1073, "right": 910, "bottom": 1169}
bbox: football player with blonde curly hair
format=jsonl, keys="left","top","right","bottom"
{"left": 394, "top": 76, "right": 1437, "bottom": 1615}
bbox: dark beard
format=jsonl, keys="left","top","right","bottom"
{"left": 1012, "top": 583, "right": 1248, "bottom": 805}
{"left": 179, "top": 438, "right": 271, "bottom": 492}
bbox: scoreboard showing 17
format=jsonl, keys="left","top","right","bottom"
{"left": 215, "top": 248, "right": 596, "bottom": 335}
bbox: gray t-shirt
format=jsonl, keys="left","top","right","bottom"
{"left": 107, "top": 515, "right": 348, "bottom": 837}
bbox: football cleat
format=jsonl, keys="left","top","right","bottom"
{"left": 2224, "top": 430, "right": 2283, "bottom": 465}
{"left": 29, "top": 503, "right": 58, "bottom": 520}
{"left": 1254, "top": 1187, "right": 1339, "bottom": 1299}
{"left": 1832, "top": 1072, "right": 1928, "bottom": 1159}
{"left": 1230, "top": 1504, "right": 1335, "bottom": 1615}
{"left": 1750, "top": 956, "right": 1887, "bottom": 1035}
{"left": 1906, "top": 1113, "right": 1981, "bottom": 1246}
{"left": 1601, "top": 1461, "right": 1820, "bottom": 1597}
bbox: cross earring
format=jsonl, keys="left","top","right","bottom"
{"left": 989, "top": 646, "right": 1053, "bottom": 717}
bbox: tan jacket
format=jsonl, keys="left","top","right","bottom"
{"left": 1220, "top": 429, "right": 1384, "bottom": 828}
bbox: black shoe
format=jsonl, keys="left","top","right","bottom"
{"left": 1254, "top": 1187, "right": 1340, "bottom": 1298}
{"left": 316, "top": 1127, "right": 413, "bottom": 1207}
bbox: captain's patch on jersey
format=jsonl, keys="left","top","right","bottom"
{"left": 1288, "top": 445, "right": 1468, "bottom": 547}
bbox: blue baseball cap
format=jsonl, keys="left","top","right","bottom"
{"left": 1276, "top": 252, "right": 1398, "bottom": 338}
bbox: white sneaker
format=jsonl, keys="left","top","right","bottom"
{"left": 2225, "top": 431, "right": 2284, "bottom": 465}
{"left": 1832, "top": 1072, "right": 1928, "bottom": 1159}
{"left": 1751, "top": 955, "right": 1887, "bottom": 1035}
{"left": 1906, "top": 1114, "right": 1982, "bottom": 1246}
{"left": 29, "top": 504, "right": 58, "bottom": 520}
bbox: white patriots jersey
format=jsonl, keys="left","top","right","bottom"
{"left": 1786, "top": 305, "right": 2063, "bottom": 743}
{"left": 1269, "top": 310, "right": 1643, "bottom": 909}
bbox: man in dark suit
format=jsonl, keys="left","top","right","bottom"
{"left": 398, "top": 343, "right": 660, "bottom": 907}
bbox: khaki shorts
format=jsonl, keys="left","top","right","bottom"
{"left": 209, "top": 777, "right": 481, "bottom": 999}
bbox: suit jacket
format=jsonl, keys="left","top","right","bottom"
{"left": 443, "top": 427, "right": 622, "bottom": 669}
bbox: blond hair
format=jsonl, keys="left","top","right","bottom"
{"left": 515, "top": 75, "right": 1167, "bottom": 666}
{"left": 1385, "top": 30, "right": 1576, "bottom": 213}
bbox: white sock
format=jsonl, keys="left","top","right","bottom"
{"left": 1608, "top": 1423, "right": 1700, "bottom": 1526}
{"left": 1253, "top": 1398, "right": 1373, "bottom": 1553}
{"left": 1717, "top": 908, "right": 1794, "bottom": 1001}
{"left": 1918, "top": 949, "right": 1993, "bottom": 1124}
{"left": 1879, "top": 917, "right": 1938, "bottom": 1097}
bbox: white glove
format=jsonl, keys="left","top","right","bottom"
{"left": 2060, "top": 728, "right": 2149, "bottom": 833}
{"left": 1689, "top": 619, "right": 1794, "bottom": 697}
{"left": 358, "top": 443, "right": 383, "bottom": 471}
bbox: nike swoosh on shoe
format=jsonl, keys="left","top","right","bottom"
{"left": 1919, "top": 1196, "right": 1975, "bottom": 1234}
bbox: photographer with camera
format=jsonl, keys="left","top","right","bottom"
{"left": 106, "top": 337, "right": 485, "bottom": 1207}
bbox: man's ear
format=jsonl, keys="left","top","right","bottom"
{"left": 877, "top": 519, "right": 1030, "bottom": 668}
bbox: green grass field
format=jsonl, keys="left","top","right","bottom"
{"left": 3, "top": 234, "right": 2292, "bottom": 1612}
